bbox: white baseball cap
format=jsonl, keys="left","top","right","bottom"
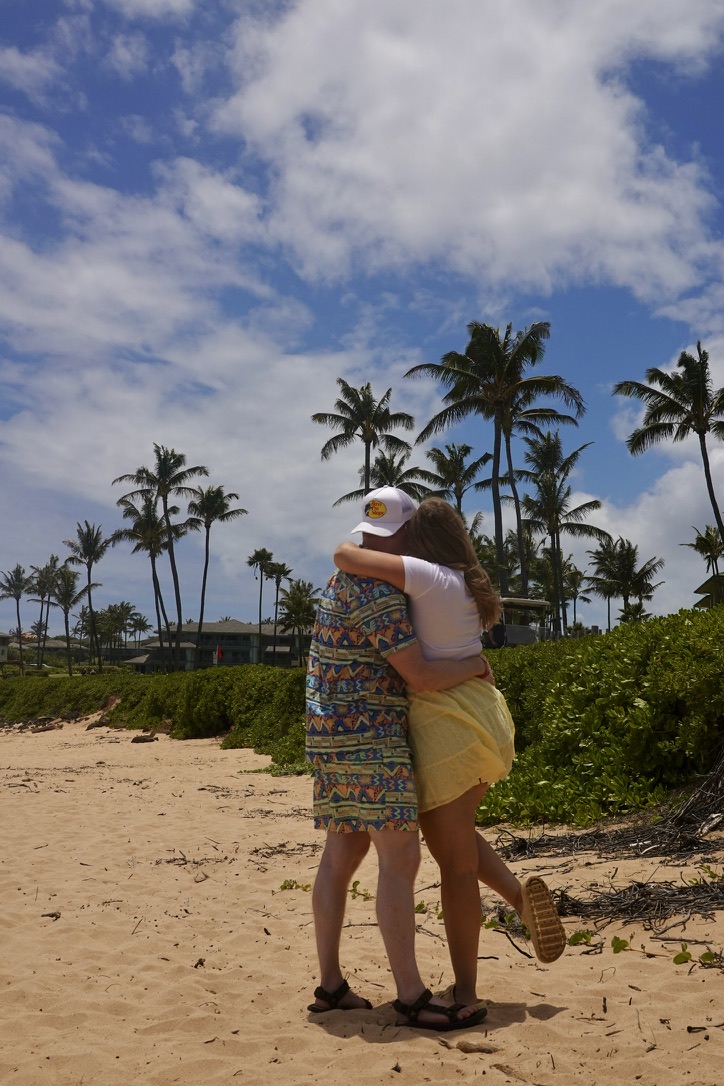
{"left": 351, "top": 486, "right": 417, "bottom": 537}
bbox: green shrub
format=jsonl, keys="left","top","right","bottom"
{"left": 4, "top": 607, "right": 722, "bottom": 823}
{"left": 480, "top": 607, "right": 724, "bottom": 825}
{"left": 0, "top": 673, "right": 139, "bottom": 721}
{"left": 171, "top": 669, "right": 238, "bottom": 739}
{"left": 222, "top": 665, "right": 305, "bottom": 759}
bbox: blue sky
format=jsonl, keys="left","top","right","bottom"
{"left": 2, "top": 0, "right": 724, "bottom": 637}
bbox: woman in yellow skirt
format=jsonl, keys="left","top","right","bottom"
{"left": 335, "top": 498, "right": 565, "bottom": 1006}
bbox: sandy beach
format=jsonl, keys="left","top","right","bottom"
{"left": 1, "top": 717, "right": 721, "bottom": 1086}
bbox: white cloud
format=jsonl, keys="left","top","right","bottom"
{"left": 170, "top": 40, "right": 218, "bottom": 94}
{"left": 213, "top": 0, "right": 724, "bottom": 298}
{"left": 0, "top": 45, "right": 61, "bottom": 99}
{"left": 3, "top": 0, "right": 724, "bottom": 635}
{"left": 101, "top": 0, "right": 195, "bottom": 19}
{"left": 119, "top": 114, "right": 155, "bottom": 143}
{"left": 0, "top": 121, "right": 270, "bottom": 360}
{"left": 576, "top": 446, "right": 724, "bottom": 621}
{"left": 104, "top": 32, "right": 151, "bottom": 78}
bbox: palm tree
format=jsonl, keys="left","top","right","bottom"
{"left": 587, "top": 537, "right": 664, "bottom": 623}
{"left": 617, "top": 540, "right": 665, "bottom": 610}
{"left": 333, "top": 451, "right": 437, "bottom": 505}
{"left": 613, "top": 341, "right": 724, "bottom": 540}
{"left": 0, "top": 565, "right": 34, "bottom": 669}
{"left": 72, "top": 605, "right": 90, "bottom": 647}
{"left": 63, "top": 522, "right": 111, "bottom": 671}
{"left": 247, "top": 548, "right": 275, "bottom": 663}
{"left": 586, "top": 536, "right": 621, "bottom": 632}
{"left": 562, "top": 562, "right": 591, "bottom": 626}
{"left": 113, "top": 494, "right": 180, "bottom": 672}
{"left": 187, "top": 485, "right": 248, "bottom": 668}
{"left": 129, "top": 613, "right": 152, "bottom": 649}
{"left": 406, "top": 320, "right": 583, "bottom": 594}
{"left": 312, "top": 379, "right": 415, "bottom": 493}
{"left": 497, "top": 388, "right": 582, "bottom": 595}
{"left": 50, "top": 567, "right": 94, "bottom": 675}
{"left": 95, "top": 601, "right": 136, "bottom": 662}
{"left": 680, "top": 525, "right": 723, "bottom": 579}
{"left": 30, "top": 556, "right": 60, "bottom": 668}
{"left": 278, "top": 579, "right": 321, "bottom": 667}
{"left": 113, "top": 445, "right": 209, "bottom": 669}
{"left": 619, "top": 600, "right": 652, "bottom": 623}
{"left": 520, "top": 433, "right": 607, "bottom": 634}
{"left": 267, "top": 561, "right": 293, "bottom": 666}
{"left": 424, "top": 443, "right": 491, "bottom": 515}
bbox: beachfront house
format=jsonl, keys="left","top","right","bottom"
{"left": 693, "top": 573, "right": 724, "bottom": 610}
{"left": 127, "top": 619, "right": 308, "bottom": 673}
{"left": 0, "top": 630, "right": 10, "bottom": 664}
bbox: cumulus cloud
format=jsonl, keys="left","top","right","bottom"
{"left": 104, "top": 32, "right": 151, "bottom": 78}
{"left": 101, "top": 0, "right": 195, "bottom": 20}
{"left": 571, "top": 445, "right": 724, "bottom": 624}
{"left": 213, "top": 0, "right": 724, "bottom": 299}
{"left": 0, "top": 121, "right": 270, "bottom": 361}
{"left": 3, "top": 0, "right": 724, "bottom": 632}
{"left": 0, "top": 45, "right": 61, "bottom": 100}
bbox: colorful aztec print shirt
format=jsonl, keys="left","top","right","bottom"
{"left": 305, "top": 572, "right": 418, "bottom": 746}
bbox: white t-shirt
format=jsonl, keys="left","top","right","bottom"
{"left": 402, "top": 555, "right": 482, "bottom": 661}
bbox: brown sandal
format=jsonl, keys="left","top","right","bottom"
{"left": 307, "top": 979, "right": 372, "bottom": 1013}
{"left": 393, "top": 988, "right": 487, "bottom": 1032}
{"left": 520, "top": 876, "right": 566, "bottom": 963}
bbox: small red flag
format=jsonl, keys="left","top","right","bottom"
{"left": 216, "top": 645, "right": 223, "bottom": 661}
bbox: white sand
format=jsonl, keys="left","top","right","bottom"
{"left": 1, "top": 718, "right": 721, "bottom": 1085}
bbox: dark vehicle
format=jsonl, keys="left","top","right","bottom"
{"left": 483, "top": 598, "right": 551, "bottom": 648}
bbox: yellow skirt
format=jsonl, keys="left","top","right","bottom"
{"left": 408, "top": 679, "right": 515, "bottom": 812}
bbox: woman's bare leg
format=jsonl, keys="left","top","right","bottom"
{"left": 473, "top": 788, "right": 523, "bottom": 914}
{"left": 419, "top": 783, "right": 487, "bottom": 1005}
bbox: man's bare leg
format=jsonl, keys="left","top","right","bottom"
{"left": 310, "top": 828, "right": 372, "bottom": 1009}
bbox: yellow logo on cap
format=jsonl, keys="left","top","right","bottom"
{"left": 365, "top": 500, "right": 387, "bottom": 520}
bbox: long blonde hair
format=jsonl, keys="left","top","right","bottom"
{"left": 406, "top": 498, "right": 501, "bottom": 629}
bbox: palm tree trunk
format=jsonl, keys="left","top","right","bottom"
{"left": 36, "top": 599, "right": 44, "bottom": 662}
{"left": 272, "top": 582, "right": 280, "bottom": 667}
{"left": 257, "top": 576, "right": 264, "bottom": 664}
{"left": 698, "top": 434, "right": 724, "bottom": 541}
{"left": 161, "top": 496, "right": 184, "bottom": 670}
{"left": 63, "top": 609, "right": 73, "bottom": 676}
{"left": 552, "top": 531, "right": 563, "bottom": 635}
{"left": 15, "top": 599, "right": 24, "bottom": 669}
{"left": 41, "top": 598, "right": 51, "bottom": 666}
{"left": 491, "top": 415, "right": 508, "bottom": 595}
{"left": 504, "top": 431, "right": 527, "bottom": 594}
{"left": 363, "top": 440, "right": 372, "bottom": 492}
{"left": 195, "top": 528, "right": 211, "bottom": 670}
{"left": 150, "top": 556, "right": 169, "bottom": 673}
{"left": 86, "top": 570, "right": 102, "bottom": 673}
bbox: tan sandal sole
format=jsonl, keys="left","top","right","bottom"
{"left": 520, "top": 876, "right": 566, "bottom": 963}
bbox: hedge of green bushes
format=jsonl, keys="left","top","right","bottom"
{"left": 0, "top": 666, "right": 306, "bottom": 766}
{"left": 481, "top": 606, "right": 724, "bottom": 825}
{"left": 1, "top": 606, "right": 722, "bottom": 825}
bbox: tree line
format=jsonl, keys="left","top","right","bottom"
{"left": 312, "top": 322, "right": 724, "bottom": 633}
{"left": 1, "top": 444, "right": 321, "bottom": 674}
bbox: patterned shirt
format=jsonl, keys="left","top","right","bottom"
{"left": 305, "top": 571, "right": 418, "bottom": 748}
